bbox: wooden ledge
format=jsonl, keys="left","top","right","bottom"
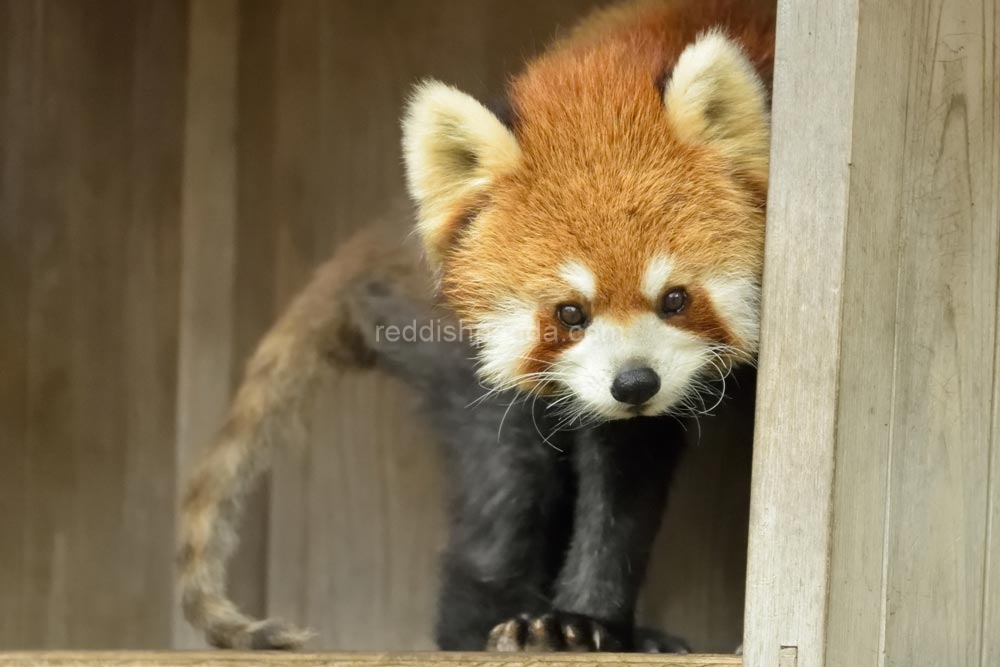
{"left": 0, "top": 652, "right": 741, "bottom": 667}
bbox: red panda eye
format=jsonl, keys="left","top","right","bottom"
{"left": 661, "top": 288, "right": 688, "bottom": 316}
{"left": 556, "top": 303, "right": 587, "bottom": 328}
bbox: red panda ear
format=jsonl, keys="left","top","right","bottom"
{"left": 664, "top": 31, "right": 770, "bottom": 183}
{"left": 402, "top": 80, "right": 521, "bottom": 266}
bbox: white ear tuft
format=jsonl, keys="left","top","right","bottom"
{"left": 402, "top": 80, "right": 521, "bottom": 263}
{"left": 665, "top": 31, "right": 770, "bottom": 179}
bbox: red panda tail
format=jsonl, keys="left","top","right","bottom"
{"left": 176, "top": 226, "right": 425, "bottom": 649}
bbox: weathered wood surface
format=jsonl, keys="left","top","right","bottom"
{"left": 746, "top": 0, "right": 1000, "bottom": 665}
{"left": 0, "top": 0, "right": 188, "bottom": 648}
{"left": 173, "top": 0, "right": 248, "bottom": 650}
{"left": 742, "top": 0, "right": 859, "bottom": 663}
{"left": 0, "top": 653, "right": 741, "bottom": 667}
{"left": 848, "top": 0, "right": 999, "bottom": 665}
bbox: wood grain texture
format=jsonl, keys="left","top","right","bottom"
{"left": 826, "top": 0, "right": 1000, "bottom": 666}
{"left": 748, "top": 0, "right": 1000, "bottom": 665}
{"left": 0, "top": 0, "right": 36, "bottom": 645}
{"left": 173, "top": 0, "right": 252, "bottom": 650}
{"left": 0, "top": 653, "right": 741, "bottom": 667}
{"left": 985, "top": 0, "right": 1000, "bottom": 634}
{"left": 741, "top": 0, "right": 859, "bottom": 664}
{"left": 822, "top": 0, "right": 912, "bottom": 662}
{"left": 0, "top": 0, "right": 188, "bottom": 648}
{"left": 875, "top": 1, "right": 999, "bottom": 665}
{"left": 256, "top": 0, "right": 451, "bottom": 651}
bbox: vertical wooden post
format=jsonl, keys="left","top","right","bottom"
{"left": 173, "top": 0, "right": 241, "bottom": 648}
{"left": 745, "top": 0, "right": 999, "bottom": 665}
{"left": 742, "top": 0, "right": 860, "bottom": 663}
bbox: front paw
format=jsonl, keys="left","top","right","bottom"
{"left": 486, "top": 612, "right": 624, "bottom": 652}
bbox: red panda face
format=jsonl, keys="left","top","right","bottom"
{"left": 404, "top": 31, "right": 770, "bottom": 420}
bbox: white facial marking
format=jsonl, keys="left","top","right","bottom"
{"left": 470, "top": 273, "right": 761, "bottom": 422}
{"left": 704, "top": 276, "right": 761, "bottom": 353}
{"left": 642, "top": 255, "right": 674, "bottom": 302}
{"left": 474, "top": 300, "right": 538, "bottom": 388}
{"left": 560, "top": 261, "right": 597, "bottom": 300}
{"left": 553, "top": 313, "right": 707, "bottom": 420}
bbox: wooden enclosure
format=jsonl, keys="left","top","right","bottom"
{"left": 0, "top": 0, "right": 750, "bottom": 655}
{"left": 744, "top": 0, "right": 999, "bottom": 665}
{"left": 1, "top": 1, "right": 998, "bottom": 666}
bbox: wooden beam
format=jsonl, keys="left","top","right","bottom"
{"left": 746, "top": 0, "right": 999, "bottom": 665}
{"left": 827, "top": 0, "right": 999, "bottom": 665}
{"left": 741, "top": 0, "right": 860, "bottom": 664}
{"left": 173, "top": 0, "right": 242, "bottom": 649}
{"left": 0, "top": 653, "right": 740, "bottom": 667}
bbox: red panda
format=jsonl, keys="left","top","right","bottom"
{"left": 178, "top": 0, "right": 774, "bottom": 653}
{"left": 404, "top": 0, "right": 773, "bottom": 421}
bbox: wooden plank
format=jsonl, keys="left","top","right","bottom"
{"left": 984, "top": 149, "right": 1000, "bottom": 667}
{"left": 263, "top": 0, "right": 335, "bottom": 642}
{"left": 983, "top": 8, "right": 1000, "bottom": 664}
{"left": 821, "top": 0, "right": 1000, "bottom": 665}
{"left": 0, "top": 653, "right": 741, "bottom": 667}
{"left": 118, "top": 0, "right": 188, "bottom": 645}
{"left": 263, "top": 0, "right": 454, "bottom": 649}
{"left": 822, "top": 0, "right": 914, "bottom": 664}
{"left": 877, "top": 1, "right": 998, "bottom": 665}
{"left": 984, "top": 0, "right": 1000, "bottom": 642}
{"left": 753, "top": 0, "right": 1000, "bottom": 665}
{"left": 173, "top": 0, "right": 241, "bottom": 649}
{"left": 0, "top": 0, "right": 188, "bottom": 648}
{"left": 225, "top": 0, "right": 282, "bottom": 636}
{"left": 0, "top": 0, "right": 38, "bottom": 644}
{"left": 741, "top": 0, "right": 860, "bottom": 664}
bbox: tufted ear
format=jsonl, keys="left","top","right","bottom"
{"left": 664, "top": 31, "right": 770, "bottom": 182}
{"left": 402, "top": 80, "right": 521, "bottom": 265}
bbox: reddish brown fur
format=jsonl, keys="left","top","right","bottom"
{"left": 442, "top": 0, "right": 774, "bottom": 372}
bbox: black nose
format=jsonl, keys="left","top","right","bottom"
{"left": 610, "top": 367, "right": 661, "bottom": 406}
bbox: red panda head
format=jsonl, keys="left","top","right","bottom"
{"left": 403, "top": 30, "right": 770, "bottom": 421}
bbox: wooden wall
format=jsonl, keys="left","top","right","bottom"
{"left": 744, "top": 0, "right": 999, "bottom": 665}
{"left": 0, "top": 0, "right": 752, "bottom": 653}
{"left": 0, "top": 0, "right": 188, "bottom": 648}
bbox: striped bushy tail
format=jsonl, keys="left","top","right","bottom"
{"left": 177, "top": 228, "right": 425, "bottom": 649}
